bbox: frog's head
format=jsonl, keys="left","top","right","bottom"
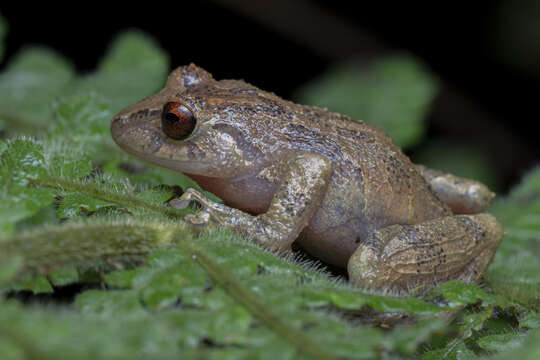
{"left": 112, "top": 64, "right": 279, "bottom": 178}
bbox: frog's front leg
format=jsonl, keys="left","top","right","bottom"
{"left": 172, "top": 153, "right": 333, "bottom": 252}
{"left": 348, "top": 214, "right": 503, "bottom": 291}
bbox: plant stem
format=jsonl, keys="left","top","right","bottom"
{"left": 184, "top": 239, "right": 339, "bottom": 360}
{"left": 29, "top": 176, "right": 187, "bottom": 219}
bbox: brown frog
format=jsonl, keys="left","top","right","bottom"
{"left": 111, "top": 64, "right": 503, "bottom": 291}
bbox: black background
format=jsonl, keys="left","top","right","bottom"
{"left": 1, "top": 1, "right": 538, "bottom": 190}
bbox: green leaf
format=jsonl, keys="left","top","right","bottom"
{"left": 295, "top": 55, "right": 439, "bottom": 148}
{"left": 0, "top": 139, "right": 55, "bottom": 237}
{"left": 0, "top": 138, "right": 96, "bottom": 236}
{"left": 485, "top": 328, "right": 540, "bottom": 360}
{"left": 104, "top": 268, "right": 138, "bottom": 289}
{"left": 1, "top": 138, "right": 48, "bottom": 185}
{"left": 48, "top": 265, "right": 79, "bottom": 287}
{"left": 477, "top": 332, "right": 527, "bottom": 352}
{"left": 0, "top": 301, "right": 199, "bottom": 359}
{"left": 0, "top": 47, "right": 74, "bottom": 134}
{"left": 52, "top": 94, "right": 114, "bottom": 155}
{"left": 75, "top": 31, "right": 169, "bottom": 113}
{"left": 459, "top": 307, "right": 494, "bottom": 338}
{"left": 520, "top": 312, "right": 540, "bottom": 329}
{"left": 389, "top": 318, "right": 447, "bottom": 355}
{"left": 422, "top": 341, "right": 476, "bottom": 360}
{"left": 430, "top": 281, "right": 508, "bottom": 308}
{"left": 134, "top": 186, "right": 174, "bottom": 205}
{"left": 14, "top": 203, "right": 58, "bottom": 233}
{"left": 0, "top": 255, "right": 23, "bottom": 287}
{"left": 9, "top": 274, "right": 53, "bottom": 294}
{"left": 57, "top": 193, "right": 116, "bottom": 219}
{"left": 487, "top": 166, "right": 540, "bottom": 309}
{"left": 75, "top": 289, "right": 146, "bottom": 315}
{"left": 46, "top": 141, "right": 93, "bottom": 180}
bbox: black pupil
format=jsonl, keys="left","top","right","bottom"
{"left": 161, "top": 102, "right": 196, "bottom": 140}
{"left": 165, "top": 112, "right": 179, "bottom": 122}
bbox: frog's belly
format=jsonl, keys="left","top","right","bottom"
{"left": 299, "top": 217, "right": 371, "bottom": 267}
{"left": 188, "top": 173, "right": 278, "bottom": 215}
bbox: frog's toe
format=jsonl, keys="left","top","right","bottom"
{"left": 170, "top": 188, "right": 199, "bottom": 209}
{"left": 170, "top": 197, "right": 191, "bottom": 210}
{"left": 185, "top": 211, "right": 211, "bottom": 226}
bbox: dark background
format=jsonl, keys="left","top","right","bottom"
{"left": 1, "top": 0, "right": 538, "bottom": 190}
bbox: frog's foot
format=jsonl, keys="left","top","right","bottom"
{"left": 348, "top": 214, "right": 503, "bottom": 292}
{"left": 171, "top": 189, "right": 210, "bottom": 226}
{"left": 184, "top": 211, "right": 211, "bottom": 226}
{"left": 170, "top": 153, "right": 333, "bottom": 252}
{"left": 171, "top": 188, "right": 235, "bottom": 227}
{"left": 171, "top": 188, "right": 207, "bottom": 210}
{"left": 415, "top": 165, "right": 495, "bottom": 214}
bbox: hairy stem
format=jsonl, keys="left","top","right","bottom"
{"left": 29, "top": 177, "right": 187, "bottom": 219}
{"left": 185, "top": 238, "right": 339, "bottom": 360}
{"left": 2, "top": 222, "right": 183, "bottom": 271}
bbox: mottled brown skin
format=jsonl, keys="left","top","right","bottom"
{"left": 111, "top": 64, "right": 503, "bottom": 291}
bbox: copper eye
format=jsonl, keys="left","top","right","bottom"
{"left": 161, "top": 102, "right": 197, "bottom": 140}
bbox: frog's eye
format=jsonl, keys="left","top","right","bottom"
{"left": 161, "top": 102, "right": 197, "bottom": 140}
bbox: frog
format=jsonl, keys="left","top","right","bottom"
{"left": 111, "top": 64, "right": 503, "bottom": 292}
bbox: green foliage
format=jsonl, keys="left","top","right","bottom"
{"left": 477, "top": 332, "right": 526, "bottom": 352}
{"left": 295, "top": 55, "right": 439, "bottom": 148}
{"left": 74, "top": 31, "right": 169, "bottom": 113}
{"left": 429, "top": 281, "right": 509, "bottom": 309}
{"left": 485, "top": 168, "right": 540, "bottom": 310}
{"left": 0, "top": 139, "right": 55, "bottom": 237}
{"left": 0, "top": 20, "right": 539, "bottom": 359}
{"left": 0, "top": 48, "right": 74, "bottom": 133}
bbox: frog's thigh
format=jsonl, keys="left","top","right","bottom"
{"left": 176, "top": 153, "right": 333, "bottom": 252}
{"left": 415, "top": 165, "right": 495, "bottom": 214}
{"left": 347, "top": 214, "right": 503, "bottom": 291}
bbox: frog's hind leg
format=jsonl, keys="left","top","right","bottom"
{"left": 347, "top": 214, "right": 503, "bottom": 292}
{"left": 415, "top": 165, "right": 495, "bottom": 214}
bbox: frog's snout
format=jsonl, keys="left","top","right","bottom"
{"left": 111, "top": 110, "right": 165, "bottom": 156}
{"left": 111, "top": 114, "right": 126, "bottom": 136}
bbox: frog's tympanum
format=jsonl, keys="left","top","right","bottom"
{"left": 112, "top": 64, "right": 503, "bottom": 291}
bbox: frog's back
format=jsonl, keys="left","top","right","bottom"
{"left": 287, "top": 104, "right": 451, "bottom": 266}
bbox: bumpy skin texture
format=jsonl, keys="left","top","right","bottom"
{"left": 111, "top": 64, "right": 503, "bottom": 291}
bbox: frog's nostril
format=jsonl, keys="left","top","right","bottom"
{"left": 111, "top": 115, "right": 130, "bottom": 144}
{"left": 112, "top": 115, "right": 128, "bottom": 126}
